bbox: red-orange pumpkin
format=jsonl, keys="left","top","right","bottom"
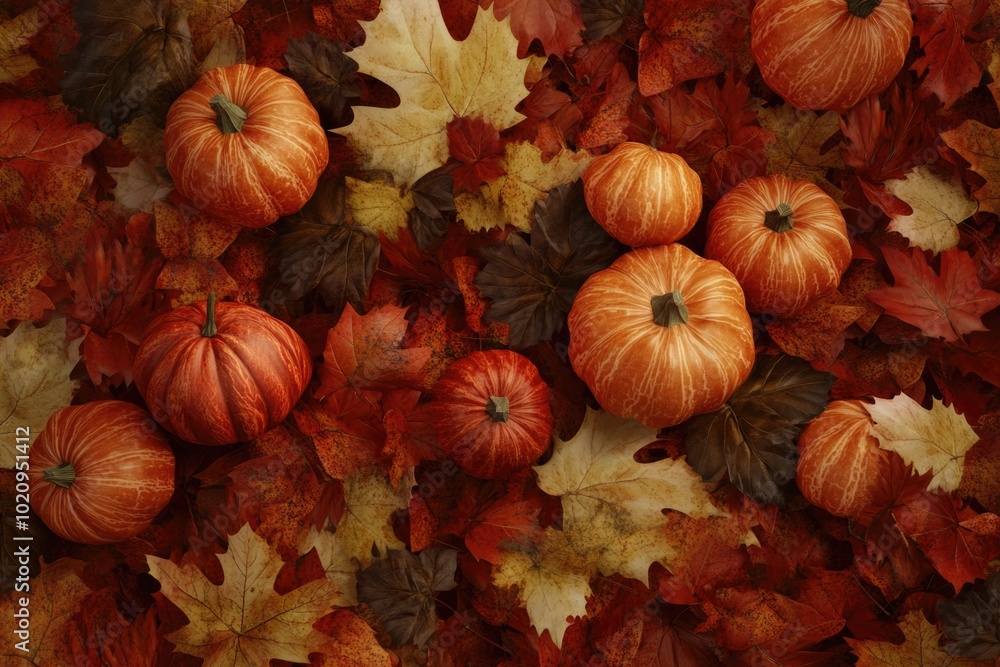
{"left": 568, "top": 244, "right": 755, "bottom": 429}
{"left": 582, "top": 142, "right": 702, "bottom": 247}
{"left": 751, "top": 0, "right": 912, "bottom": 113}
{"left": 134, "top": 294, "right": 312, "bottom": 445}
{"left": 705, "top": 174, "right": 851, "bottom": 317}
{"left": 164, "top": 64, "right": 328, "bottom": 228}
{"left": 796, "top": 400, "right": 888, "bottom": 517}
{"left": 431, "top": 350, "right": 552, "bottom": 479}
{"left": 28, "top": 401, "right": 175, "bottom": 545}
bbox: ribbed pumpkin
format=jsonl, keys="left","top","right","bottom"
{"left": 134, "top": 294, "right": 312, "bottom": 445}
{"left": 431, "top": 350, "right": 553, "bottom": 479}
{"left": 582, "top": 142, "right": 702, "bottom": 247}
{"left": 568, "top": 244, "right": 755, "bottom": 429}
{"left": 28, "top": 401, "right": 175, "bottom": 545}
{"left": 705, "top": 174, "right": 851, "bottom": 317}
{"left": 164, "top": 64, "right": 328, "bottom": 228}
{"left": 796, "top": 400, "right": 888, "bottom": 517}
{"left": 751, "top": 0, "right": 912, "bottom": 113}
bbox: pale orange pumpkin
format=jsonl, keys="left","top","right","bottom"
{"left": 751, "top": 0, "right": 912, "bottom": 113}
{"left": 705, "top": 174, "right": 851, "bottom": 317}
{"left": 796, "top": 400, "right": 888, "bottom": 517}
{"left": 567, "top": 244, "right": 755, "bottom": 429}
{"left": 582, "top": 142, "right": 702, "bottom": 247}
{"left": 164, "top": 64, "right": 329, "bottom": 228}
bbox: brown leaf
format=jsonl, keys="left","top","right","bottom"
{"left": 284, "top": 32, "right": 360, "bottom": 122}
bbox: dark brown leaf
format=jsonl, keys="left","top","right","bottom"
{"left": 284, "top": 32, "right": 360, "bottom": 122}
{"left": 409, "top": 166, "right": 456, "bottom": 249}
{"left": 938, "top": 571, "right": 1000, "bottom": 660}
{"left": 685, "top": 355, "right": 834, "bottom": 507}
{"left": 581, "top": 0, "right": 644, "bottom": 40}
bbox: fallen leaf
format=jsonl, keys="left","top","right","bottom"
{"left": 0, "top": 319, "right": 81, "bottom": 468}
{"left": 284, "top": 32, "right": 359, "bottom": 120}
{"left": 766, "top": 291, "right": 867, "bottom": 365}
{"left": 867, "top": 247, "right": 1000, "bottom": 343}
{"left": 941, "top": 115, "right": 1000, "bottom": 215}
{"left": 864, "top": 393, "right": 979, "bottom": 493}
{"left": 299, "top": 526, "right": 359, "bottom": 607}
{"left": 310, "top": 608, "right": 398, "bottom": 666}
{"left": 482, "top": 0, "right": 584, "bottom": 58}
{"left": 757, "top": 105, "right": 843, "bottom": 198}
{"left": 883, "top": 166, "right": 977, "bottom": 254}
{"left": 938, "top": 570, "right": 1000, "bottom": 660}
{"left": 147, "top": 523, "right": 342, "bottom": 666}
{"left": 0, "top": 227, "right": 55, "bottom": 324}
{"left": 337, "top": 0, "right": 530, "bottom": 185}
{"left": 178, "top": 0, "right": 248, "bottom": 72}
{"left": 447, "top": 115, "right": 506, "bottom": 192}
{"left": 846, "top": 609, "right": 984, "bottom": 666}
{"left": 334, "top": 467, "right": 409, "bottom": 569}
{"left": 911, "top": 0, "right": 986, "bottom": 107}
{"left": 0, "top": 6, "right": 43, "bottom": 84}
{"left": 345, "top": 175, "right": 414, "bottom": 241}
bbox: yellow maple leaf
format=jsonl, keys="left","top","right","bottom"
{"left": 345, "top": 175, "right": 414, "bottom": 240}
{"left": 884, "top": 166, "right": 977, "bottom": 255}
{"left": 846, "top": 609, "right": 984, "bottom": 667}
{"left": 494, "top": 408, "right": 726, "bottom": 647}
{"left": 0, "top": 7, "right": 43, "bottom": 85}
{"left": 864, "top": 394, "right": 979, "bottom": 493}
{"left": 300, "top": 525, "right": 359, "bottom": 606}
{"left": 455, "top": 141, "right": 592, "bottom": 232}
{"left": 147, "top": 523, "right": 343, "bottom": 666}
{"left": 0, "top": 319, "right": 81, "bottom": 469}
{"left": 336, "top": 0, "right": 529, "bottom": 185}
{"left": 336, "top": 467, "right": 409, "bottom": 569}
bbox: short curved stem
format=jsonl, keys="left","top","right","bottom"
{"left": 44, "top": 462, "right": 76, "bottom": 489}
{"left": 764, "top": 202, "right": 794, "bottom": 233}
{"left": 486, "top": 396, "right": 510, "bottom": 423}
{"left": 651, "top": 291, "right": 689, "bottom": 328}
{"left": 846, "top": 0, "right": 881, "bottom": 18}
{"left": 210, "top": 94, "right": 247, "bottom": 134}
{"left": 201, "top": 293, "right": 218, "bottom": 338}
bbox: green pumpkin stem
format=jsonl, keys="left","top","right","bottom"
{"left": 486, "top": 395, "right": 510, "bottom": 423}
{"left": 201, "top": 292, "right": 218, "bottom": 338}
{"left": 651, "top": 291, "right": 689, "bottom": 328}
{"left": 43, "top": 462, "right": 76, "bottom": 489}
{"left": 846, "top": 0, "right": 881, "bottom": 18}
{"left": 764, "top": 202, "right": 795, "bottom": 233}
{"left": 210, "top": 94, "right": 247, "bottom": 134}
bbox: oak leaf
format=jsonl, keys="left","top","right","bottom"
{"left": 147, "top": 523, "right": 343, "bottom": 666}
{"left": 337, "top": 0, "right": 530, "bottom": 185}
{"left": 884, "top": 166, "right": 977, "bottom": 254}
{"left": 846, "top": 609, "right": 984, "bottom": 666}
{"left": 866, "top": 247, "right": 1000, "bottom": 343}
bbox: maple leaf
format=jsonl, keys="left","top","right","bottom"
{"left": 356, "top": 547, "right": 457, "bottom": 647}
{"left": 864, "top": 393, "right": 979, "bottom": 493}
{"left": 465, "top": 470, "right": 547, "bottom": 564}
{"left": 938, "top": 571, "right": 1000, "bottom": 660}
{"left": 941, "top": 114, "right": 1000, "bottom": 215}
{"left": 455, "top": 141, "right": 593, "bottom": 232}
{"left": 911, "top": 0, "right": 987, "bottom": 107}
{"left": 473, "top": 180, "right": 623, "bottom": 348}
{"left": 685, "top": 355, "right": 835, "bottom": 507}
{"left": 336, "top": 0, "right": 530, "bottom": 185}
{"left": 345, "top": 175, "right": 414, "bottom": 240}
{"left": 847, "top": 609, "right": 985, "bottom": 666}
{"left": 0, "top": 98, "right": 105, "bottom": 229}
{"left": 147, "top": 523, "right": 343, "bottom": 666}
{"left": 447, "top": 115, "right": 506, "bottom": 192}
{"left": 0, "top": 227, "right": 54, "bottom": 323}
{"left": 577, "top": 60, "right": 638, "bottom": 149}
{"left": 855, "top": 453, "right": 934, "bottom": 562}
{"left": 482, "top": 0, "right": 585, "bottom": 58}
{"left": 0, "top": 319, "right": 81, "bottom": 468}
{"left": 637, "top": 0, "right": 747, "bottom": 97}
{"left": 0, "top": 6, "right": 43, "bottom": 84}
{"left": 300, "top": 526, "right": 359, "bottom": 607}
{"left": 409, "top": 167, "right": 457, "bottom": 248}
{"left": 883, "top": 166, "right": 978, "bottom": 254}
{"left": 757, "top": 105, "right": 844, "bottom": 201}
{"left": 867, "top": 247, "right": 1000, "bottom": 342}
{"left": 315, "top": 302, "right": 431, "bottom": 400}
{"left": 334, "top": 467, "right": 409, "bottom": 569}
{"left": 284, "top": 32, "right": 360, "bottom": 121}
{"left": 177, "top": 0, "right": 248, "bottom": 73}
{"left": 766, "top": 291, "right": 867, "bottom": 365}
{"left": 495, "top": 408, "right": 726, "bottom": 646}
{"left": 61, "top": 0, "right": 194, "bottom": 134}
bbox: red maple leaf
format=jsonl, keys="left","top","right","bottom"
{"left": 482, "top": 0, "right": 584, "bottom": 58}
{"left": 576, "top": 61, "right": 639, "bottom": 149}
{"left": 911, "top": 0, "right": 988, "bottom": 107}
{"left": 464, "top": 470, "right": 549, "bottom": 564}
{"left": 867, "top": 247, "right": 1000, "bottom": 343}
{"left": 447, "top": 116, "right": 506, "bottom": 192}
{"left": 855, "top": 452, "right": 934, "bottom": 562}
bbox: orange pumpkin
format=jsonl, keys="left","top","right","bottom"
{"left": 567, "top": 244, "right": 755, "bottom": 429}
{"left": 751, "top": 0, "right": 912, "bottom": 113}
{"left": 705, "top": 174, "right": 851, "bottom": 317}
{"left": 164, "top": 64, "right": 329, "bottom": 228}
{"left": 582, "top": 142, "right": 702, "bottom": 247}
{"left": 796, "top": 400, "right": 888, "bottom": 517}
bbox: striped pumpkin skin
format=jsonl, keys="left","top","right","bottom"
{"left": 134, "top": 300, "right": 312, "bottom": 446}
{"left": 796, "top": 400, "right": 887, "bottom": 517}
{"left": 567, "top": 244, "right": 755, "bottom": 429}
{"left": 751, "top": 0, "right": 912, "bottom": 113}
{"left": 432, "top": 350, "right": 553, "bottom": 479}
{"left": 583, "top": 142, "right": 702, "bottom": 247}
{"left": 28, "top": 401, "right": 175, "bottom": 545}
{"left": 164, "top": 64, "right": 328, "bottom": 228}
{"left": 705, "top": 175, "right": 851, "bottom": 317}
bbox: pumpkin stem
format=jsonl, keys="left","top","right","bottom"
{"left": 651, "top": 291, "right": 689, "bottom": 328}
{"left": 764, "top": 202, "right": 794, "bottom": 233}
{"left": 846, "top": 0, "right": 881, "bottom": 18}
{"left": 201, "top": 292, "right": 218, "bottom": 338}
{"left": 210, "top": 94, "right": 247, "bottom": 134}
{"left": 486, "top": 395, "right": 510, "bottom": 423}
{"left": 43, "top": 462, "right": 76, "bottom": 489}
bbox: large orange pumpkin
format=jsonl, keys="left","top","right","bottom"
{"left": 567, "top": 244, "right": 755, "bottom": 429}
{"left": 796, "top": 400, "right": 888, "bottom": 517}
{"left": 582, "top": 142, "right": 702, "bottom": 247}
{"left": 751, "top": 0, "right": 912, "bottom": 113}
{"left": 28, "top": 401, "right": 175, "bottom": 545}
{"left": 164, "top": 64, "right": 329, "bottom": 228}
{"left": 705, "top": 174, "right": 851, "bottom": 317}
